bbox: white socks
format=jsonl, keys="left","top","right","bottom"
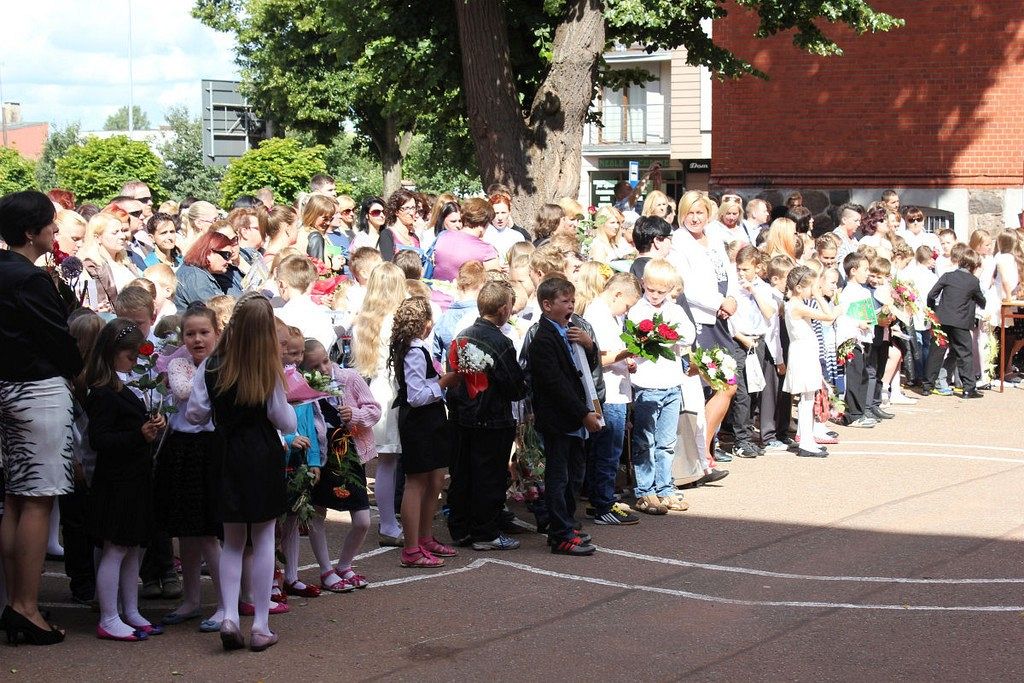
{"left": 374, "top": 453, "right": 402, "bottom": 537}
{"left": 96, "top": 543, "right": 147, "bottom": 638}
{"left": 797, "top": 392, "right": 820, "bottom": 452}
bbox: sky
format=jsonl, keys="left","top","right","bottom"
{"left": 1, "top": 0, "right": 240, "bottom": 131}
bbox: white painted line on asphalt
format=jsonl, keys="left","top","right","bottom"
{"left": 597, "top": 546, "right": 1024, "bottom": 584}
{"left": 839, "top": 440, "right": 1024, "bottom": 453}
{"left": 369, "top": 558, "right": 1024, "bottom": 613}
{"left": 826, "top": 450, "right": 1024, "bottom": 464}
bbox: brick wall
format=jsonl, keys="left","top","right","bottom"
{"left": 711, "top": 1, "right": 1024, "bottom": 189}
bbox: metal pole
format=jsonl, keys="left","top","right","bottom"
{"left": 127, "top": 0, "right": 134, "bottom": 132}
{"left": 0, "top": 62, "right": 8, "bottom": 147}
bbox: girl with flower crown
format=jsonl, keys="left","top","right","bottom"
{"left": 84, "top": 318, "right": 166, "bottom": 642}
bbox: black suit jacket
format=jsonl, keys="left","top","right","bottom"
{"left": 527, "top": 317, "right": 591, "bottom": 435}
{"left": 927, "top": 269, "right": 986, "bottom": 330}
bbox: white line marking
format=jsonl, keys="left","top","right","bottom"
{"left": 827, "top": 451, "right": 1024, "bottom": 464}
{"left": 597, "top": 547, "right": 1024, "bottom": 584}
{"left": 296, "top": 545, "right": 395, "bottom": 572}
{"left": 372, "top": 558, "right": 1024, "bottom": 613}
{"left": 839, "top": 440, "right": 1024, "bottom": 454}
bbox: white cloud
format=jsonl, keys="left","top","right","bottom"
{"left": 1, "top": 0, "right": 240, "bottom": 129}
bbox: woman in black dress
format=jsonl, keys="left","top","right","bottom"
{"left": 84, "top": 318, "right": 166, "bottom": 641}
{"left": 186, "top": 294, "right": 296, "bottom": 653}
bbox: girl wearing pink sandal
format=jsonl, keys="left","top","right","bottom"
{"left": 387, "top": 297, "right": 461, "bottom": 568}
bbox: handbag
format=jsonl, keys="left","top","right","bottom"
{"left": 744, "top": 348, "right": 766, "bottom": 393}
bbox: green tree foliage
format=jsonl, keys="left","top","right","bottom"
{"left": 320, "top": 133, "right": 384, "bottom": 200}
{"left": 403, "top": 137, "right": 482, "bottom": 196}
{"left": 220, "top": 137, "right": 327, "bottom": 207}
{"left": 0, "top": 148, "right": 36, "bottom": 196}
{"left": 35, "top": 122, "right": 82, "bottom": 191}
{"left": 193, "top": 0, "right": 474, "bottom": 195}
{"left": 158, "top": 106, "right": 224, "bottom": 202}
{"left": 55, "top": 135, "right": 166, "bottom": 206}
{"left": 103, "top": 105, "right": 152, "bottom": 131}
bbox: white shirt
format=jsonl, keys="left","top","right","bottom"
{"left": 186, "top": 359, "right": 297, "bottom": 435}
{"left": 897, "top": 228, "right": 940, "bottom": 253}
{"left": 764, "top": 288, "right": 785, "bottom": 363}
{"left": 669, "top": 227, "right": 738, "bottom": 325}
{"left": 837, "top": 281, "right": 874, "bottom": 344}
{"left": 166, "top": 356, "right": 214, "bottom": 433}
{"left": 627, "top": 296, "right": 695, "bottom": 390}
{"left": 583, "top": 298, "right": 631, "bottom": 404}
{"left": 731, "top": 278, "right": 776, "bottom": 337}
{"left": 402, "top": 338, "right": 444, "bottom": 407}
{"left": 276, "top": 294, "right": 338, "bottom": 352}
{"left": 483, "top": 224, "right": 525, "bottom": 260}
{"left": 901, "top": 262, "right": 937, "bottom": 330}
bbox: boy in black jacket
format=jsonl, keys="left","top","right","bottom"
{"left": 446, "top": 281, "right": 528, "bottom": 551}
{"left": 527, "top": 277, "right": 603, "bottom": 555}
{"left": 922, "top": 248, "right": 986, "bottom": 398}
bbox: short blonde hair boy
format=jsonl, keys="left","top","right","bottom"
{"left": 641, "top": 258, "right": 680, "bottom": 289}
{"left": 277, "top": 254, "right": 317, "bottom": 292}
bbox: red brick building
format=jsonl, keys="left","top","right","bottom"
{"left": 711, "top": 0, "right": 1024, "bottom": 237}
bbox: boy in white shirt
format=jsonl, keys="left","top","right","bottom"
{"left": 837, "top": 253, "right": 876, "bottom": 427}
{"left": 583, "top": 272, "right": 642, "bottom": 526}
{"left": 934, "top": 229, "right": 957, "bottom": 276}
{"left": 902, "top": 245, "right": 938, "bottom": 385}
{"left": 275, "top": 254, "right": 338, "bottom": 354}
{"left": 627, "top": 259, "right": 695, "bottom": 515}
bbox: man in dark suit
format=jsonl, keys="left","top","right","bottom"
{"left": 527, "top": 276, "right": 602, "bottom": 555}
{"left": 922, "top": 248, "right": 987, "bottom": 398}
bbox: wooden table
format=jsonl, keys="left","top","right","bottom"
{"left": 999, "top": 299, "right": 1024, "bottom": 392}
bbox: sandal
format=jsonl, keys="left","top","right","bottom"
{"left": 337, "top": 569, "right": 369, "bottom": 589}
{"left": 420, "top": 537, "right": 458, "bottom": 558}
{"left": 635, "top": 494, "right": 668, "bottom": 515}
{"left": 320, "top": 570, "right": 355, "bottom": 593}
{"left": 400, "top": 547, "right": 445, "bottom": 568}
{"left": 659, "top": 495, "right": 689, "bottom": 512}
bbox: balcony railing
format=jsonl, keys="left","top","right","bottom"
{"left": 585, "top": 102, "right": 667, "bottom": 146}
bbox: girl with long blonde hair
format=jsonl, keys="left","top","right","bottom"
{"left": 185, "top": 294, "right": 296, "bottom": 652}
{"left": 351, "top": 262, "right": 408, "bottom": 545}
{"left": 762, "top": 217, "right": 799, "bottom": 259}
{"left": 588, "top": 206, "right": 635, "bottom": 263}
{"left": 572, "top": 261, "right": 612, "bottom": 314}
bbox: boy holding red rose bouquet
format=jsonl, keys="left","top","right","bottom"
{"left": 627, "top": 259, "right": 696, "bottom": 515}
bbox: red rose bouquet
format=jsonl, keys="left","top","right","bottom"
{"left": 620, "top": 313, "right": 680, "bottom": 362}
{"left": 924, "top": 308, "right": 949, "bottom": 347}
{"left": 836, "top": 338, "right": 858, "bottom": 366}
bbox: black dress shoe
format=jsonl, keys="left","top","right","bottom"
{"left": 796, "top": 448, "right": 828, "bottom": 458}
{"left": 963, "top": 390, "right": 984, "bottom": 399}
{"left": 695, "top": 469, "right": 729, "bottom": 486}
{"left": 870, "top": 406, "right": 895, "bottom": 420}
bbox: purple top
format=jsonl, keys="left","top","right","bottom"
{"left": 431, "top": 230, "right": 497, "bottom": 281}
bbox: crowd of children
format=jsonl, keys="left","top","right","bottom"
{"left": 1, "top": 183, "right": 1023, "bottom": 652}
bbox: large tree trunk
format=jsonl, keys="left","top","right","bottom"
{"left": 367, "top": 113, "right": 415, "bottom": 198}
{"left": 455, "top": 0, "right": 604, "bottom": 233}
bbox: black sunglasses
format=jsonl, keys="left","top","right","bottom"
{"left": 212, "top": 250, "right": 233, "bottom": 260}
{"left": 128, "top": 210, "right": 144, "bottom": 218}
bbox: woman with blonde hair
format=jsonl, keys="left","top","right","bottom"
{"left": 588, "top": 206, "right": 635, "bottom": 263}
{"left": 351, "top": 262, "right": 408, "bottom": 546}
{"left": 300, "top": 194, "right": 339, "bottom": 264}
{"left": 641, "top": 190, "right": 671, "bottom": 220}
{"left": 180, "top": 201, "right": 219, "bottom": 251}
{"left": 762, "top": 217, "right": 799, "bottom": 259}
{"left": 78, "top": 212, "right": 140, "bottom": 311}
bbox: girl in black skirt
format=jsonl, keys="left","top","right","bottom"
{"left": 155, "top": 303, "right": 225, "bottom": 631}
{"left": 388, "top": 297, "right": 460, "bottom": 568}
{"left": 186, "top": 295, "right": 297, "bottom": 653}
{"left": 84, "top": 318, "right": 166, "bottom": 642}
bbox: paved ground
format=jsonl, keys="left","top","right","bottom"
{"left": 6, "top": 387, "right": 1024, "bottom": 681}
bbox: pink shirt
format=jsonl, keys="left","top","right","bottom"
{"left": 431, "top": 230, "right": 497, "bottom": 281}
{"left": 329, "top": 365, "right": 383, "bottom": 463}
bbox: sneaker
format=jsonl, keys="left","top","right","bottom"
{"left": 634, "top": 494, "right": 668, "bottom": 515}
{"left": 732, "top": 442, "right": 760, "bottom": 459}
{"left": 713, "top": 447, "right": 734, "bottom": 463}
{"left": 846, "top": 417, "right": 877, "bottom": 428}
{"left": 593, "top": 505, "right": 641, "bottom": 525}
{"left": 762, "top": 439, "right": 789, "bottom": 452}
{"left": 951, "top": 386, "right": 964, "bottom": 396}
{"left": 140, "top": 580, "right": 162, "bottom": 599}
{"left": 888, "top": 393, "right": 918, "bottom": 405}
{"left": 472, "top": 534, "right": 521, "bottom": 551}
{"left": 550, "top": 536, "right": 596, "bottom": 556}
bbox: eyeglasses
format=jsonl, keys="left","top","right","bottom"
{"left": 128, "top": 210, "right": 144, "bottom": 218}
{"left": 400, "top": 205, "right": 417, "bottom": 213}
{"left": 212, "top": 250, "right": 233, "bottom": 260}
{"left": 137, "top": 196, "right": 153, "bottom": 204}
{"left": 368, "top": 209, "right": 384, "bottom": 217}
{"left": 340, "top": 208, "right": 354, "bottom": 215}
{"left": 909, "top": 219, "right": 924, "bottom": 224}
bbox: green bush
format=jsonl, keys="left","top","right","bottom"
{"left": 0, "top": 147, "right": 36, "bottom": 196}
{"left": 220, "top": 137, "right": 327, "bottom": 208}
{"left": 55, "top": 135, "right": 166, "bottom": 205}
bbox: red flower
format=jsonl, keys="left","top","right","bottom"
{"left": 638, "top": 319, "right": 654, "bottom": 334}
{"left": 51, "top": 241, "right": 69, "bottom": 265}
{"left": 333, "top": 486, "right": 350, "bottom": 499}
{"left": 139, "top": 341, "right": 155, "bottom": 356}
{"left": 656, "top": 323, "right": 671, "bottom": 337}
{"left": 588, "top": 205, "right": 597, "bottom": 215}
{"left": 662, "top": 328, "right": 680, "bottom": 342}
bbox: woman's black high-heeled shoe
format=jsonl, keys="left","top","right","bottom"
{"left": 4, "top": 607, "right": 66, "bottom": 646}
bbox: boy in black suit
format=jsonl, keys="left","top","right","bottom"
{"left": 922, "top": 248, "right": 986, "bottom": 398}
{"left": 527, "top": 276, "right": 603, "bottom": 555}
